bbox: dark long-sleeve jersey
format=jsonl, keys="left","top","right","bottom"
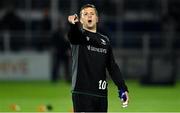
{"left": 68, "top": 23, "right": 128, "bottom": 97}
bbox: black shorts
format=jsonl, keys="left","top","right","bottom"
{"left": 72, "top": 93, "right": 108, "bottom": 112}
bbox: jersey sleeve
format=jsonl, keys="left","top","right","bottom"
{"left": 106, "top": 44, "right": 128, "bottom": 92}
{"left": 67, "top": 22, "right": 103, "bottom": 46}
{"left": 67, "top": 22, "right": 85, "bottom": 45}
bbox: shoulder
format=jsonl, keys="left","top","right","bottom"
{"left": 97, "top": 32, "right": 110, "bottom": 42}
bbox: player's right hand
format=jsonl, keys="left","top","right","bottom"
{"left": 68, "top": 14, "right": 79, "bottom": 24}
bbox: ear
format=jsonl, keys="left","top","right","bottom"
{"left": 96, "top": 16, "right": 98, "bottom": 23}
{"left": 80, "top": 17, "right": 83, "bottom": 24}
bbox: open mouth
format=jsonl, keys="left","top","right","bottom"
{"left": 88, "top": 20, "right": 92, "bottom": 23}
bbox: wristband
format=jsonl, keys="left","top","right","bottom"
{"left": 118, "top": 90, "right": 127, "bottom": 102}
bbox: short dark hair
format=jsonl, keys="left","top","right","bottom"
{"left": 80, "top": 4, "right": 98, "bottom": 17}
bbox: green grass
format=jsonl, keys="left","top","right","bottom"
{"left": 0, "top": 80, "right": 179, "bottom": 112}
{"left": 108, "top": 80, "right": 180, "bottom": 112}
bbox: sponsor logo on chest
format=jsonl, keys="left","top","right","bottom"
{"left": 86, "top": 36, "right": 107, "bottom": 54}
{"left": 87, "top": 45, "right": 107, "bottom": 54}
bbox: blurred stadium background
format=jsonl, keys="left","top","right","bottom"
{"left": 0, "top": 0, "right": 179, "bottom": 112}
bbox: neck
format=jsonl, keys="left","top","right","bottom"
{"left": 83, "top": 26, "right": 96, "bottom": 33}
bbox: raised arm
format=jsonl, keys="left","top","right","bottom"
{"left": 67, "top": 14, "right": 86, "bottom": 45}
{"left": 67, "top": 14, "right": 103, "bottom": 46}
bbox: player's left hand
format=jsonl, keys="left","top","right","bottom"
{"left": 119, "top": 90, "right": 129, "bottom": 108}
{"left": 121, "top": 91, "right": 129, "bottom": 108}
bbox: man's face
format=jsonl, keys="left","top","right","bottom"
{"left": 80, "top": 7, "right": 98, "bottom": 30}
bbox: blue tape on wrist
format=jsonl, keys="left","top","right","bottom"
{"left": 118, "top": 90, "right": 127, "bottom": 101}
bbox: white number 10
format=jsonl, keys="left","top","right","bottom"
{"left": 99, "top": 80, "right": 107, "bottom": 90}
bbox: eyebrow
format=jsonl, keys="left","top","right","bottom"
{"left": 83, "top": 10, "right": 95, "bottom": 13}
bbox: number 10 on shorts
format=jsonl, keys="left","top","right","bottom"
{"left": 99, "top": 80, "right": 107, "bottom": 90}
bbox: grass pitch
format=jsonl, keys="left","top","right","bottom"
{"left": 0, "top": 80, "right": 179, "bottom": 112}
